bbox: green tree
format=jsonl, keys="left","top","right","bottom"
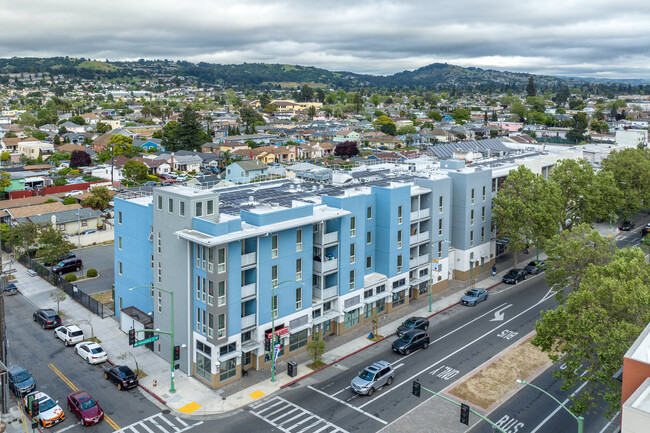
{"left": 374, "top": 115, "right": 396, "bottom": 136}
{"left": 82, "top": 186, "right": 111, "bottom": 210}
{"left": 122, "top": 160, "right": 149, "bottom": 183}
{"left": 69, "top": 115, "right": 86, "bottom": 125}
{"left": 0, "top": 170, "right": 11, "bottom": 191}
{"left": 62, "top": 196, "right": 77, "bottom": 205}
{"left": 178, "top": 105, "right": 208, "bottom": 151}
{"left": 451, "top": 108, "right": 471, "bottom": 124}
{"left": 566, "top": 112, "right": 589, "bottom": 143}
{"left": 96, "top": 122, "right": 112, "bottom": 134}
{"left": 526, "top": 76, "right": 536, "bottom": 97}
{"left": 38, "top": 224, "right": 74, "bottom": 269}
{"left": 5, "top": 221, "right": 39, "bottom": 256}
{"left": 300, "top": 85, "right": 314, "bottom": 102}
{"left": 0, "top": 151, "right": 9, "bottom": 166}
{"left": 533, "top": 247, "right": 650, "bottom": 416}
{"left": 161, "top": 121, "right": 181, "bottom": 151}
{"left": 601, "top": 148, "right": 650, "bottom": 218}
{"left": 397, "top": 125, "right": 417, "bottom": 135}
{"left": 259, "top": 93, "right": 271, "bottom": 109}
{"left": 427, "top": 111, "right": 442, "bottom": 121}
{"left": 239, "top": 106, "right": 265, "bottom": 130}
{"left": 107, "top": 134, "right": 134, "bottom": 156}
{"left": 307, "top": 331, "right": 326, "bottom": 368}
{"left": 510, "top": 101, "right": 528, "bottom": 121}
{"left": 307, "top": 105, "right": 316, "bottom": 119}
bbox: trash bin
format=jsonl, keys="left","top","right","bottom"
{"left": 287, "top": 361, "right": 297, "bottom": 378}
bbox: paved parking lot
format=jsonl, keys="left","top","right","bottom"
{"left": 72, "top": 243, "right": 114, "bottom": 295}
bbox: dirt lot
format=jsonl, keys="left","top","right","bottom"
{"left": 448, "top": 334, "right": 552, "bottom": 410}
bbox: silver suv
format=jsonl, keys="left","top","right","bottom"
{"left": 350, "top": 360, "right": 395, "bottom": 396}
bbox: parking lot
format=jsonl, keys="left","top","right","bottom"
{"left": 71, "top": 244, "right": 114, "bottom": 295}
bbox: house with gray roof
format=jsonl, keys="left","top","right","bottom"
{"left": 15, "top": 207, "right": 103, "bottom": 235}
{"left": 225, "top": 160, "right": 268, "bottom": 183}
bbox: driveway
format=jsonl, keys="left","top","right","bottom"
{"left": 72, "top": 243, "right": 114, "bottom": 295}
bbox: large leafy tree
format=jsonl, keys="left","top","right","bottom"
{"left": 533, "top": 247, "right": 650, "bottom": 416}
{"left": 70, "top": 150, "right": 91, "bottom": 168}
{"left": 160, "top": 121, "right": 181, "bottom": 151}
{"left": 38, "top": 224, "right": 74, "bottom": 267}
{"left": 526, "top": 76, "right": 536, "bottom": 97}
{"left": 334, "top": 141, "right": 359, "bottom": 157}
{"left": 178, "top": 105, "right": 208, "bottom": 151}
{"left": 238, "top": 106, "right": 265, "bottom": 130}
{"left": 0, "top": 170, "right": 11, "bottom": 191}
{"left": 566, "top": 112, "right": 589, "bottom": 143}
{"left": 82, "top": 186, "right": 111, "bottom": 210}
{"left": 374, "top": 115, "right": 396, "bottom": 136}
{"left": 601, "top": 148, "right": 650, "bottom": 218}
{"left": 5, "top": 221, "right": 39, "bottom": 256}
{"left": 122, "top": 160, "right": 149, "bottom": 183}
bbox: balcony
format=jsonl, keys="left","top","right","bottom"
{"left": 241, "top": 282, "right": 256, "bottom": 300}
{"left": 313, "top": 285, "right": 338, "bottom": 301}
{"left": 314, "top": 231, "right": 339, "bottom": 246}
{"left": 411, "top": 231, "right": 430, "bottom": 245}
{"left": 313, "top": 258, "right": 338, "bottom": 274}
{"left": 410, "top": 208, "right": 430, "bottom": 222}
{"left": 409, "top": 253, "right": 430, "bottom": 268}
{"left": 241, "top": 313, "right": 256, "bottom": 330}
{"left": 241, "top": 252, "right": 256, "bottom": 268}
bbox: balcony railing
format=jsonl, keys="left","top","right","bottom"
{"left": 313, "top": 285, "right": 339, "bottom": 301}
{"left": 410, "top": 208, "right": 430, "bottom": 222}
{"left": 241, "top": 282, "right": 256, "bottom": 299}
{"left": 241, "top": 313, "right": 256, "bottom": 329}
{"left": 241, "top": 252, "right": 256, "bottom": 267}
{"left": 314, "top": 231, "right": 339, "bottom": 246}
{"left": 314, "top": 258, "right": 338, "bottom": 274}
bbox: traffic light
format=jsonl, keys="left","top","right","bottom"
{"left": 264, "top": 338, "right": 271, "bottom": 352}
{"left": 173, "top": 345, "right": 180, "bottom": 361}
{"left": 412, "top": 380, "right": 421, "bottom": 397}
{"left": 128, "top": 329, "right": 135, "bottom": 346}
{"left": 32, "top": 399, "right": 39, "bottom": 417}
{"left": 460, "top": 403, "right": 470, "bottom": 425}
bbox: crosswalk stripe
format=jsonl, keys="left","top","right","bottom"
{"left": 175, "top": 417, "right": 188, "bottom": 427}
{"left": 250, "top": 396, "right": 348, "bottom": 433}
{"left": 114, "top": 413, "right": 202, "bottom": 433}
{"left": 149, "top": 416, "right": 169, "bottom": 433}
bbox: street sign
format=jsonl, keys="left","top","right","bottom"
{"left": 133, "top": 335, "right": 159, "bottom": 347}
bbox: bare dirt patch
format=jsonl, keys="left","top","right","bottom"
{"left": 90, "top": 290, "right": 114, "bottom": 310}
{"left": 448, "top": 335, "right": 552, "bottom": 410}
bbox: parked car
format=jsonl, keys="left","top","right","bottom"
{"left": 44, "top": 253, "right": 76, "bottom": 267}
{"left": 351, "top": 360, "right": 396, "bottom": 396}
{"left": 524, "top": 260, "right": 547, "bottom": 275}
{"left": 65, "top": 190, "right": 83, "bottom": 197}
{"left": 642, "top": 223, "right": 650, "bottom": 237}
{"left": 8, "top": 365, "right": 35, "bottom": 397}
{"left": 396, "top": 316, "right": 429, "bottom": 337}
{"left": 502, "top": 269, "right": 527, "bottom": 284}
{"left": 3, "top": 283, "right": 18, "bottom": 295}
{"left": 24, "top": 391, "right": 65, "bottom": 428}
{"left": 54, "top": 325, "right": 84, "bottom": 346}
{"left": 143, "top": 181, "right": 158, "bottom": 187}
{"left": 392, "top": 329, "right": 430, "bottom": 355}
{"left": 33, "top": 309, "right": 62, "bottom": 329}
{"left": 460, "top": 288, "right": 488, "bottom": 306}
{"left": 67, "top": 391, "right": 104, "bottom": 426}
{"left": 75, "top": 342, "right": 107, "bottom": 364}
{"left": 81, "top": 229, "right": 98, "bottom": 235}
{"left": 619, "top": 220, "right": 635, "bottom": 231}
{"left": 52, "top": 257, "right": 83, "bottom": 275}
{"left": 104, "top": 365, "right": 139, "bottom": 390}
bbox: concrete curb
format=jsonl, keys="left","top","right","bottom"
{"left": 105, "top": 358, "right": 168, "bottom": 405}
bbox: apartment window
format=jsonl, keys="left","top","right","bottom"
{"left": 271, "top": 235, "right": 278, "bottom": 258}
{"left": 208, "top": 281, "right": 214, "bottom": 305}
{"left": 157, "top": 195, "right": 162, "bottom": 210}
{"left": 481, "top": 227, "right": 485, "bottom": 243}
{"left": 118, "top": 211, "right": 122, "bottom": 224}
{"left": 150, "top": 254, "right": 154, "bottom": 269}
{"left": 272, "top": 265, "right": 278, "bottom": 286}
{"left": 168, "top": 198, "right": 174, "bottom": 213}
{"left": 367, "top": 206, "right": 372, "bottom": 219}
{"left": 344, "top": 309, "right": 360, "bottom": 329}
{"left": 150, "top": 283, "right": 154, "bottom": 297}
{"left": 296, "top": 229, "right": 302, "bottom": 252}
{"left": 376, "top": 298, "right": 386, "bottom": 313}
{"left": 207, "top": 200, "right": 214, "bottom": 215}
{"left": 218, "top": 248, "right": 226, "bottom": 273}
{"left": 470, "top": 209, "right": 474, "bottom": 226}
{"left": 196, "top": 308, "right": 201, "bottom": 332}
{"left": 350, "top": 216, "right": 356, "bottom": 237}
{"left": 157, "top": 262, "right": 162, "bottom": 284}
{"left": 157, "top": 232, "right": 161, "bottom": 254}
{"left": 118, "top": 236, "right": 122, "bottom": 250}
{"left": 482, "top": 186, "right": 486, "bottom": 202}
{"left": 482, "top": 206, "right": 486, "bottom": 222}
{"left": 397, "top": 254, "right": 403, "bottom": 273}
{"left": 296, "top": 258, "right": 302, "bottom": 281}
{"left": 350, "top": 243, "right": 355, "bottom": 264}
{"left": 439, "top": 196, "right": 443, "bottom": 213}
{"left": 349, "top": 270, "right": 355, "bottom": 291}
{"left": 196, "top": 276, "right": 201, "bottom": 300}
{"left": 438, "top": 242, "right": 442, "bottom": 259}
{"left": 366, "top": 256, "right": 372, "bottom": 269}
{"left": 180, "top": 201, "right": 185, "bottom": 216}
{"left": 208, "top": 249, "right": 214, "bottom": 272}
{"left": 220, "top": 358, "right": 236, "bottom": 381}
{"left": 398, "top": 206, "right": 403, "bottom": 224}
{"left": 196, "top": 201, "right": 203, "bottom": 217}
{"left": 397, "top": 230, "right": 402, "bottom": 249}
{"left": 217, "top": 313, "right": 225, "bottom": 338}
{"left": 81, "top": 220, "right": 87, "bottom": 227}
{"left": 202, "top": 310, "right": 206, "bottom": 334}
{"left": 364, "top": 303, "right": 372, "bottom": 319}
{"left": 196, "top": 246, "right": 201, "bottom": 268}
{"left": 296, "top": 287, "right": 302, "bottom": 310}
{"left": 289, "top": 329, "right": 308, "bottom": 351}
{"left": 272, "top": 295, "right": 278, "bottom": 319}
{"left": 218, "top": 281, "right": 226, "bottom": 306}
{"left": 470, "top": 231, "right": 474, "bottom": 247}
{"left": 208, "top": 313, "right": 214, "bottom": 338}
{"left": 202, "top": 246, "right": 206, "bottom": 269}
{"left": 118, "top": 261, "right": 123, "bottom": 275}
{"left": 202, "top": 277, "right": 206, "bottom": 301}
{"left": 438, "top": 219, "right": 443, "bottom": 236}
{"left": 471, "top": 188, "right": 475, "bottom": 204}
{"left": 366, "top": 231, "right": 372, "bottom": 245}
{"left": 158, "top": 290, "right": 162, "bottom": 313}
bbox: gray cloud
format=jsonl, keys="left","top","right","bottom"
{"left": 1, "top": 0, "right": 650, "bottom": 78}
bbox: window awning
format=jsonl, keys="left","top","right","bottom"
{"left": 217, "top": 350, "right": 241, "bottom": 362}
{"left": 312, "top": 310, "right": 340, "bottom": 325}
{"left": 364, "top": 291, "right": 392, "bottom": 304}
{"left": 290, "top": 323, "right": 312, "bottom": 334}
{"left": 343, "top": 302, "right": 364, "bottom": 313}
{"left": 241, "top": 341, "right": 261, "bottom": 353}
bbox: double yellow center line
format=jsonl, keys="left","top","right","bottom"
{"left": 48, "top": 363, "right": 121, "bottom": 430}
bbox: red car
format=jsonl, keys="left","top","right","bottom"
{"left": 67, "top": 391, "right": 104, "bottom": 426}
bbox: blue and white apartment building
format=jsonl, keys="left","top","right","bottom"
{"left": 114, "top": 159, "right": 495, "bottom": 389}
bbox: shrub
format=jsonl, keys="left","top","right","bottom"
{"left": 65, "top": 274, "right": 77, "bottom": 282}
{"left": 86, "top": 269, "right": 98, "bottom": 278}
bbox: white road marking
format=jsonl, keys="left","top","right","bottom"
{"left": 308, "top": 385, "right": 388, "bottom": 425}
{"left": 332, "top": 385, "right": 351, "bottom": 397}
{"left": 490, "top": 304, "right": 513, "bottom": 321}
{"left": 57, "top": 423, "right": 81, "bottom": 432}
{"left": 393, "top": 363, "right": 404, "bottom": 370}
{"left": 598, "top": 411, "right": 620, "bottom": 433}
{"left": 114, "top": 413, "right": 202, "bottom": 433}
{"left": 250, "top": 396, "right": 348, "bottom": 432}
{"left": 529, "top": 380, "right": 590, "bottom": 433}
{"left": 431, "top": 302, "right": 510, "bottom": 344}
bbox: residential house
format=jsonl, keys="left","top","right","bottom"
{"left": 17, "top": 207, "right": 103, "bottom": 235}
{"left": 132, "top": 138, "right": 164, "bottom": 152}
{"left": 225, "top": 160, "right": 269, "bottom": 183}
{"left": 5, "top": 202, "right": 82, "bottom": 224}
{"left": 156, "top": 153, "right": 202, "bottom": 173}
{"left": 334, "top": 129, "right": 360, "bottom": 143}
{"left": 81, "top": 113, "right": 101, "bottom": 125}
{"left": 59, "top": 121, "right": 86, "bottom": 134}
{"left": 17, "top": 139, "right": 54, "bottom": 160}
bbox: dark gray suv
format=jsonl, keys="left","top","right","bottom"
{"left": 7, "top": 365, "right": 35, "bottom": 397}
{"left": 350, "top": 360, "right": 395, "bottom": 396}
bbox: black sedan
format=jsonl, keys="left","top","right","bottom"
{"left": 524, "top": 260, "right": 546, "bottom": 275}
{"left": 502, "top": 268, "right": 527, "bottom": 284}
{"left": 104, "top": 365, "right": 138, "bottom": 390}
{"left": 619, "top": 221, "right": 635, "bottom": 231}
{"left": 32, "top": 309, "right": 62, "bottom": 329}
{"left": 392, "top": 329, "right": 430, "bottom": 355}
{"left": 396, "top": 316, "right": 429, "bottom": 336}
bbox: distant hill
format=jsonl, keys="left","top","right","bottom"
{"left": 0, "top": 57, "right": 641, "bottom": 90}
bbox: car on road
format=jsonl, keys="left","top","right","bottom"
{"left": 44, "top": 253, "right": 76, "bottom": 267}
{"left": 643, "top": 223, "right": 650, "bottom": 237}
{"left": 619, "top": 220, "right": 635, "bottom": 231}
{"left": 460, "top": 288, "right": 488, "bottom": 306}
{"left": 8, "top": 365, "right": 35, "bottom": 397}
{"left": 524, "top": 260, "right": 547, "bottom": 275}
{"left": 3, "top": 282, "right": 18, "bottom": 295}
{"left": 176, "top": 174, "right": 188, "bottom": 182}
{"left": 104, "top": 365, "right": 139, "bottom": 390}
{"left": 143, "top": 181, "right": 158, "bottom": 187}
{"left": 350, "top": 360, "right": 395, "bottom": 396}
{"left": 33, "top": 309, "right": 62, "bottom": 329}
{"left": 396, "top": 316, "right": 429, "bottom": 336}
{"left": 392, "top": 329, "right": 430, "bottom": 355}
{"left": 24, "top": 391, "right": 65, "bottom": 428}
{"left": 75, "top": 342, "right": 107, "bottom": 364}
{"left": 54, "top": 325, "right": 84, "bottom": 346}
{"left": 52, "top": 257, "right": 83, "bottom": 275}
{"left": 502, "top": 268, "right": 527, "bottom": 284}
{"left": 67, "top": 390, "right": 104, "bottom": 426}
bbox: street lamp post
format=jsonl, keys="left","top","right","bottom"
{"left": 516, "top": 379, "right": 583, "bottom": 433}
{"left": 270, "top": 279, "right": 303, "bottom": 383}
{"left": 130, "top": 285, "right": 176, "bottom": 393}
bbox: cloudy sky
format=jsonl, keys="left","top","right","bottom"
{"left": 2, "top": 0, "right": 650, "bottom": 79}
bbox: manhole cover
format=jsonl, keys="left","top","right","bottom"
{"left": 162, "top": 409, "right": 171, "bottom": 414}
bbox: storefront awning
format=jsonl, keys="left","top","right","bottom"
{"left": 312, "top": 310, "right": 340, "bottom": 325}
{"left": 342, "top": 302, "right": 364, "bottom": 313}
{"left": 217, "top": 350, "right": 241, "bottom": 362}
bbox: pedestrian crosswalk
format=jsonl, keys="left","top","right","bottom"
{"left": 250, "top": 396, "right": 348, "bottom": 433}
{"left": 114, "top": 412, "right": 203, "bottom": 433}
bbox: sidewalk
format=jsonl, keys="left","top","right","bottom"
{"left": 4, "top": 249, "right": 536, "bottom": 420}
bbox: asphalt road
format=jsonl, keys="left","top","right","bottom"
{"left": 72, "top": 244, "right": 114, "bottom": 295}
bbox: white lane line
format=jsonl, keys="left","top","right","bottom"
{"left": 175, "top": 417, "right": 189, "bottom": 427}
{"left": 159, "top": 416, "right": 180, "bottom": 432}
{"left": 332, "top": 385, "right": 351, "bottom": 397}
{"left": 431, "top": 303, "right": 509, "bottom": 344}
{"left": 57, "top": 423, "right": 82, "bottom": 432}
{"left": 598, "top": 411, "right": 620, "bottom": 433}
{"left": 530, "top": 379, "right": 589, "bottom": 433}
{"left": 393, "top": 363, "right": 405, "bottom": 370}
{"left": 308, "top": 385, "right": 388, "bottom": 425}
{"left": 358, "top": 293, "right": 555, "bottom": 409}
